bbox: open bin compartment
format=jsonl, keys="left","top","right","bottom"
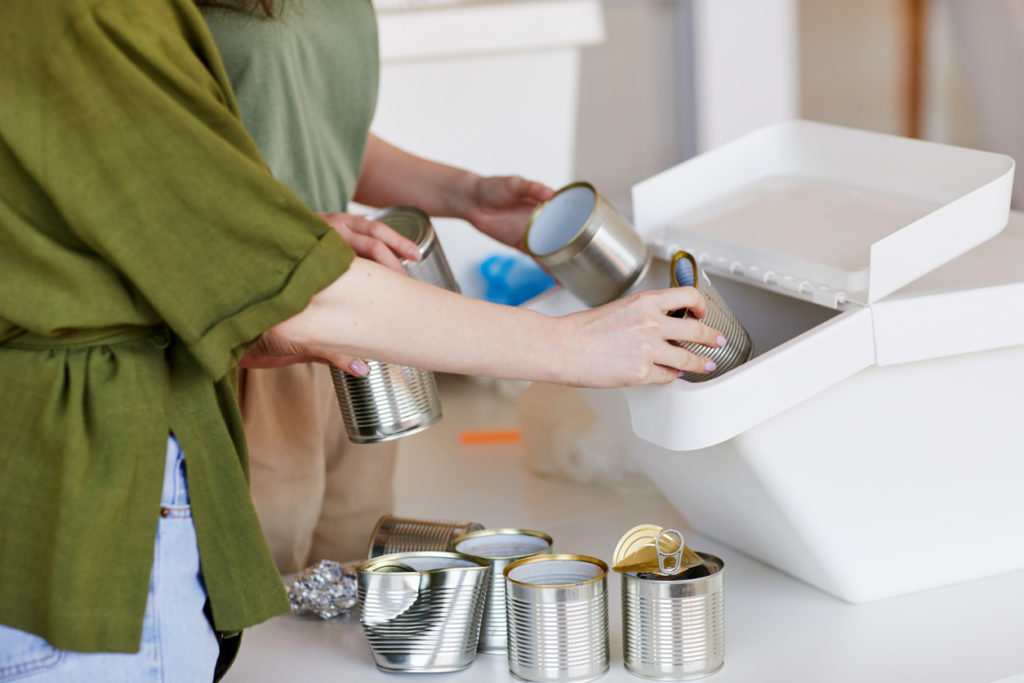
{"left": 529, "top": 121, "right": 1022, "bottom": 602}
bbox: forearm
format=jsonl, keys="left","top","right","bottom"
{"left": 272, "top": 258, "right": 569, "bottom": 382}
{"left": 353, "top": 135, "right": 477, "bottom": 219}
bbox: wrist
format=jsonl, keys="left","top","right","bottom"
{"left": 445, "top": 170, "right": 481, "bottom": 221}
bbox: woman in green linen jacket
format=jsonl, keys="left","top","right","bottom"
{"left": 0, "top": 0, "right": 722, "bottom": 678}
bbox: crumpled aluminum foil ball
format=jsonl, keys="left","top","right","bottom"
{"left": 285, "top": 559, "right": 358, "bottom": 619}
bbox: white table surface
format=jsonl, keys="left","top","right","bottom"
{"left": 224, "top": 376, "right": 1024, "bottom": 683}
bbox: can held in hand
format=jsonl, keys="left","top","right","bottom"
{"left": 670, "top": 250, "right": 754, "bottom": 382}
{"left": 330, "top": 206, "right": 458, "bottom": 443}
{"left": 504, "top": 554, "right": 609, "bottom": 683}
{"left": 524, "top": 182, "right": 651, "bottom": 307}
{"left": 357, "top": 551, "right": 491, "bottom": 673}
{"left": 622, "top": 552, "right": 725, "bottom": 680}
{"left": 452, "top": 528, "right": 554, "bottom": 654}
{"left": 368, "top": 515, "right": 484, "bottom": 559}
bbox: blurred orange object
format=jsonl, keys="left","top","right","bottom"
{"left": 460, "top": 429, "right": 522, "bottom": 445}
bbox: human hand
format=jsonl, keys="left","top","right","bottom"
{"left": 458, "top": 176, "right": 555, "bottom": 249}
{"left": 556, "top": 286, "right": 726, "bottom": 387}
{"left": 239, "top": 327, "right": 370, "bottom": 377}
{"left": 319, "top": 212, "right": 421, "bottom": 274}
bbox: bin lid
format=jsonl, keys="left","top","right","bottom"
{"left": 632, "top": 120, "right": 1015, "bottom": 308}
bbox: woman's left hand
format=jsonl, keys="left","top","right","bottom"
{"left": 460, "top": 176, "right": 555, "bottom": 250}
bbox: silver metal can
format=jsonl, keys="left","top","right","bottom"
{"left": 524, "top": 181, "right": 651, "bottom": 307}
{"left": 368, "top": 515, "right": 484, "bottom": 559}
{"left": 372, "top": 205, "right": 461, "bottom": 293}
{"left": 670, "top": 250, "right": 754, "bottom": 382}
{"left": 504, "top": 554, "right": 609, "bottom": 683}
{"left": 330, "top": 206, "right": 458, "bottom": 443}
{"left": 621, "top": 552, "right": 725, "bottom": 680}
{"left": 451, "top": 528, "right": 554, "bottom": 654}
{"left": 357, "top": 551, "right": 491, "bottom": 673}
{"left": 329, "top": 363, "right": 441, "bottom": 444}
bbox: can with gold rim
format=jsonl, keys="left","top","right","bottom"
{"left": 452, "top": 528, "right": 553, "bottom": 654}
{"left": 504, "top": 553, "right": 609, "bottom": 682}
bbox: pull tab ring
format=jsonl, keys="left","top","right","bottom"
{"left": 655, "top": 528, "right": 684, "bottom": 575}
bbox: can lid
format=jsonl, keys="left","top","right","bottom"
{"left": 612, "top": 524, "right": 704, "bottom": 576}
{"left": 371, "top": 206, "right": 434, "bottom": 253}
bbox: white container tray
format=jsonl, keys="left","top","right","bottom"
{"left": 528, "top": 121, "right": 1022, "bottom": 602}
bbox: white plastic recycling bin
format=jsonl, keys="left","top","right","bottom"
{"left": 530, "top": 121, "right": 1024, "bottom": 603}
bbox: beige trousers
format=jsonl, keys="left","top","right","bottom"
{"left": 238, "top": 364, "right": 397, "bottom": 574}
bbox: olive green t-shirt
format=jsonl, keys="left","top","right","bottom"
{"left": 202, "top": 0, "right": 380, "bottom": 212}
{"left": 0, "top": 0, "right": 355, "bottom": 653}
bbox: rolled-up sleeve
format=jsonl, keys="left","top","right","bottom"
{"left": 16, "top": 1, "right": 354, "bottom": 379}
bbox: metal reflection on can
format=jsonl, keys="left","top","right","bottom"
{"left": 504, "top": 554, "right": 610, "bottom": 683}
{"left": 621, "top": 552, "right": 725, "bottom": 680}
{"left": 670, "top": 250, "right": 754, "bottom": 382}
{"left": 452, "top": 528, "right": 554, "bottom": 654}
{"left": 368, "top": 514, "right": 484, "bottom": 559}
{"left": 357, "top": 551, "right": 491, "bottom": 673}
{"left": 524, "top": 181, "right": 651, "bottom": 307}
{"left": 331, "top": 206, "right": 457, "bottom": 444}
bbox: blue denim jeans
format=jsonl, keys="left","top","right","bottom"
{"left": 0, "top": 435, "right": 220, "bottom": 682}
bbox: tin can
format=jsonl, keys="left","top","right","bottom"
{"left": 670, "top": 250, "right": 754, "bottom": 382}
{"left": 524, "top": 182, "right": 651, "bottom": 307}
{"left": 621, "top": 552, "right": 725, "bottom": 680}
{"left": 368, "top": 515, "right": 484, "bottom": 559}
{"left": 504, "top": 554, "right": 609, "bottom": 682}
{"left": 357, "top": 551, "right": 491, "bottom": 673}
{"left": 329, "top": 363, "right": 441, "bottom": 444}
{"left": 452, "top": 528, "right": 554, "bottom": 654}
{"left": 330, "top": 206, "right": 457, "bottom": 443}
{"left": 372, "top": 205, "right": 461, "bottom": 293}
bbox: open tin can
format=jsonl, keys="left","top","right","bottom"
{"left": 357, "top": 551, "right": 491, "bottom": 673}
{"left": 621, "top": 552, "right": 725, "bottom": 680}
{"left": 504, "top": 554, "right": 609, "bottom": 682}
{"left": 452, "top": 528, "right": 554, "bottom": 654}
{"left": 670, "top": 250, "right": 754, "bottom": 382}
{"left": 330, "top": 206, "right": 457, "bottom": 443}
{"left": 368, "top": 515, "right": 484, "bottom": 559}
{"left": 524, "top": 182, "right": 651, "bottom": 307}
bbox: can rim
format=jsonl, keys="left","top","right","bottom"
{"left": 503, "top": 553, "right": 608, "bottom": 587}
{"left": 523, "top": 181, "right": 599, "bottom": 260}
{"left": 370, "top": 205, "right": 435, "bottom": 257}
{"left": 364, "top": 515, "right": 483, "bottom": 559}
{"left": 357, "top": 550, "right": 491, "bottom": 575}
{"left": 451, "top": 528, "right": 553, "bottom": 560}
{"left": 669, "top": 250, "right": 700, "bottom": 320}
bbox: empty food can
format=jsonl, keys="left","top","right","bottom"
{"left": 368, "top": 515, "right": 484, "bottom": 559}
{"left": 357, "top": 551, "right": 491, "bottom": 673}
{"left": 372, "top": 205, "right": 461, "bottom": 293}
{"left": 451, "top": 528, "right": 554, "bottom": 654}
{"left": 330, "top": 206, "right": 458, "bottom": 443}
{"left": 670, "top": 250, "right": 754, "bottom": 382}
{"left": 621, "top": 552, "right": 725, "bottom": 680}
{"left": 524, "top": 181, "right": 651, "bottom": 307}
{"left": 504, "top": 554, "right": 609, "bottom": 682}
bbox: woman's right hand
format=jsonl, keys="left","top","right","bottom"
{"left": 555, "top": 286, "right": 727, "bottom": 388}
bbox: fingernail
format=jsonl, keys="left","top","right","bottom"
{"left": 677, "top": 370, "right": 686, "bottom": 378}
{"left": 348, "top": 359, "right": 370, "bottom": 377}
{"left": 704, "top": 361, "right": 717, "bottom": 372}
{"left": 717, "top": 335, "right": 727, "bottom": 348}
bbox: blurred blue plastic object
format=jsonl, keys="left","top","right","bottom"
{"left": 478, "top": 254, "right": 556, "bottom": 306}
